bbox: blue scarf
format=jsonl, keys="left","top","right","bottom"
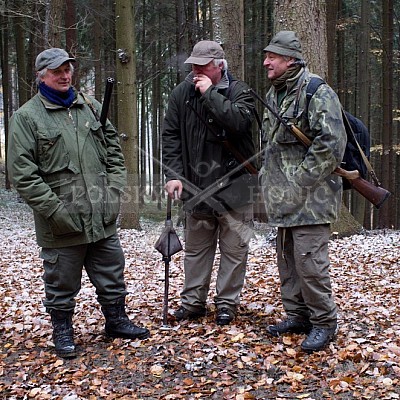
{"left": 39, "top": 82, "right": 76, "bottom": 108}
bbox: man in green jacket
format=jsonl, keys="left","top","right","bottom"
{"left": 162, "top": 41, "right": 256, "bottom": 325}
{"left": 260, "top": 31, "right": 347, "bottom": 352}
{"left": 8, "top": 48, "right": 150, "bottom": 359}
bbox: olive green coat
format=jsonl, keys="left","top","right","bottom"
{"left": 260, "top": 68, "right": 347, "bottom": 227}
{"left": 8, "top": 90, "right": 126, "bottom": 248}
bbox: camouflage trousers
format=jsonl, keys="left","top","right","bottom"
{"left": 276, "top": 224, "right": 337, "bottom": 328}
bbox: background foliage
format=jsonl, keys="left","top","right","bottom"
{"left": 0, "top": 0, "right": 399, "bottom": 229}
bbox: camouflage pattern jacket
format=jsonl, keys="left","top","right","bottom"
{"left": 260, "top": 68, "right": 347, "bottom": 227}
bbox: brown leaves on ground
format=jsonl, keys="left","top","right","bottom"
{"left": 0, "top": 190, "right": 399, "bottom": 399}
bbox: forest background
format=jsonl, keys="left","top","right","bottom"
{"left": 0, "top": 0, "right": 399, "bottom": 231}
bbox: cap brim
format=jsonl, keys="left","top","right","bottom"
{"left": 184, "top": 56, "right": 213, "bottom": 65}
{"left": 47, "top": 57, "right": 76, "bottom": 70}
{"left": 263, "top": 44, "right": 284, "bottom": 54}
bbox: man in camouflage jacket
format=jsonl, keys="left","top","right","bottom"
{"left": 260, "top": 31, "right": 346, "bottom": 353}
{"left": 8, "top": 48, "right": 149, "bottom": 358}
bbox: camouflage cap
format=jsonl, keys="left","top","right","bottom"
{"left": 263, "top": 31, "right": 302, "bottom": 59}
{"left": 184, "top": 40, "right": 225, "bottom": 65}
{"left": 35, "top": 48, "right": 75, "bottom": 71}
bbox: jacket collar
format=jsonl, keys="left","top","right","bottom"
{"left": 38, "top": 88, "right": 83, "bottom": 110}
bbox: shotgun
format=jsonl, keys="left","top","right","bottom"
{"left": 249, "top": 89, "right": 391, "bottom": 209}
{"left": 100, "top": 77, "right": 115, "bottom": 128}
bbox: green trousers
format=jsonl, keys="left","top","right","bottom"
{"left": 40, "top": 233, "right": 127, "bottom": 312}
{"left": 276, "top": 224, "right": 337, "bottom": 328}
{"left": 181, "top": 206, "right": 253, "bottom": 313}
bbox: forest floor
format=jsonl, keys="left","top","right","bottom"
{"left": 0, "top": 168, "right": 399, "bottom": 399}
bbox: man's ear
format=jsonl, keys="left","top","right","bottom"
{"left": 287, "top": 58, "right": 296, "bottom": 66}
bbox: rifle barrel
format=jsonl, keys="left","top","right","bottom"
{"left": 100, "top": 77, "right": 115, "bottom": 127}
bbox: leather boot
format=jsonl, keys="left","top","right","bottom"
{"left": 101, "top": 299, "right": 150, "bottom": 340}
{"left": 50, "top": 310, "right": 76, "bottom": 359}
{"left": 301, "top": 326, "right": 337, "bottom": 353}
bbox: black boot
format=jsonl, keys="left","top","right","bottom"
{"left": 102, "top": 299, "right": 150, "bottom": 340}
{"left": 50, "top": 310, "right": 76, "bottom": 359}
{"left": 301, "top": 326, "right": 337, "bottom": 353}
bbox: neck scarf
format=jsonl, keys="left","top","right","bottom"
{"left": 39, "top": 82, "right": 76, "bottom": 108}
{"left": 271, "top": 65, "right": 302, "bottom": 91}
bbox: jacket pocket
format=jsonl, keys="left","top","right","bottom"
{"left": 37, "top": 130, "right": 70, "bottom": 174}
{"left": 103, "top": 186, "right": 121, "bottom": 225}
{"left": 48, "top": 203, "right": 83, "bottom": 237}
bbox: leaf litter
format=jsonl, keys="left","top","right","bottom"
{"left": 0, "top": 188, "right": 399, "bottom": 399}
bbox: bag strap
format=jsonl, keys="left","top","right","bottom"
{"left": 305, "top": 77, "right": 376, "bottom": 180}
{"left": 80, "top": 92, "right": 101, "bottom": 122}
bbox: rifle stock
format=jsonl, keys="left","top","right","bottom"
{"left": 335, "top": 167, "right": 391, "bottom": 209}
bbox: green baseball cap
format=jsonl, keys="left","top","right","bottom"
{"left": 35, "top": 48, "right": 75, "bottom": 71}
{"left": 263, "top": 31, "right": 302, "bottom": 59}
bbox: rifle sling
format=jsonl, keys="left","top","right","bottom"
{"left": 184, "top": 100, "right": 257, "bottom": 175}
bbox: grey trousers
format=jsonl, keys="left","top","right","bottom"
{"left": 181, "top": 206, "right": 253, "bottom": 312}
{"left": 40, "top": 233, "right": 127, "bottom": 312}
{"left": 276, "top": 224, "right": 337, "bottom": 328}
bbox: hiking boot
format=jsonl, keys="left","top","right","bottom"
{"left": 267, "top": 317, "right": 312, "bottom": 337}
{"left": 216, "top": 307, "right": 236, "bottom": 326}
{"left": 174, "top": 306, "right": 206, "bottom": 321}
{"left": 102, "top": 299, "right": 150, "bottom": 340}
{"left": 50, "top": 310, "right": 76, "bottom": 359}
{"left": 301, "top": 326, "right": 337, "bottom": 353}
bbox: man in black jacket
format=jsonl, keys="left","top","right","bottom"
{"left": 162, "top": 40, "right": 256, "bottom": 325}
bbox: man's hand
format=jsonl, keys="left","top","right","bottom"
{"left": 193, "top": 74, "right": 212, "bottom": 95}
{"left": 165, "top": 180, "right": 182, "bottom": 199}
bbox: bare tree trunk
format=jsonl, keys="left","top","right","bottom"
{"left": 65, "top": 0, "right": 79, "bottom": 89}
{"left": 326, "top": 0, "right": 338, "bottom": 85}
{"left": 379, "top": 0, "right": 394, "bottom": 228}
{"left": 352, "top": 0, "right": 371, "bottom": 226}
{"left": 14, "top": 6, "right": 29, "bottom": 106}
{"left": 1, "top": 6, "right": 11, "bottom": 189}
{"left": 44, "top": 0, "right": 65, "bottom": 47}
{"left": 115, "top": 0, "right": 140, "bottom": 229}
{"left": 217, "top": 0, "right": 245, "bottom": 79}
{"left": 91, "top": 0, "right": 102, "bottom": 101}
{"left": 274, "top": 0, "right": 327, "bottom": 78}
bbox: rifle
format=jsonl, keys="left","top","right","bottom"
{"left": 82, "top": 76, "right": 115, "bottom": 130}
{"left": 100, "top": 77, "right": 115, "bottom": 128}
{"left": 249, "top": 89, "right": 391, "bottom": 209}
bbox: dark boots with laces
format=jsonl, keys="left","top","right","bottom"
{"left": 267, "top": 316, "right": 337, "bottom": 353}
{"left": 101, "top": 299, "right": 150, "bottom": 340}
{"left": 301, "top": 326, "right": 337, "bottom": 353}
{"left": 50, "top": 310, "right": 76, "bottom": 359}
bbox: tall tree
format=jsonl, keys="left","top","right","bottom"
{"left": 115, "top": 0, "right": 140, "bottom": 229}
{"left": 44, "top": 0, "right": 64, "bottom": 47}
{"left": 352, "top": 0, "right": 371, "bottom": 226}
{"left": 217, "top": 0, "right": 245, "bottom": 79}
{"left": 14, "top": 2, "right": 29, "bottom": 106}
{"left": 1, "top": 4, "right": 11, "bottom": 189}
{"left": 380, "top": 0, "right": 394, "bottom": 228}
{"left": 273, "top": 0, "right": 327, "bottom": 77}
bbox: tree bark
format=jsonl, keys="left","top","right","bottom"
{"left": 115, "top": 0, "right": 141, "bottom": 229}
{"left": 216, "top": 0, "right": 245, "bottom": 79}
{"left": 379, "top": 0, "right": 394, "bottom": 228}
